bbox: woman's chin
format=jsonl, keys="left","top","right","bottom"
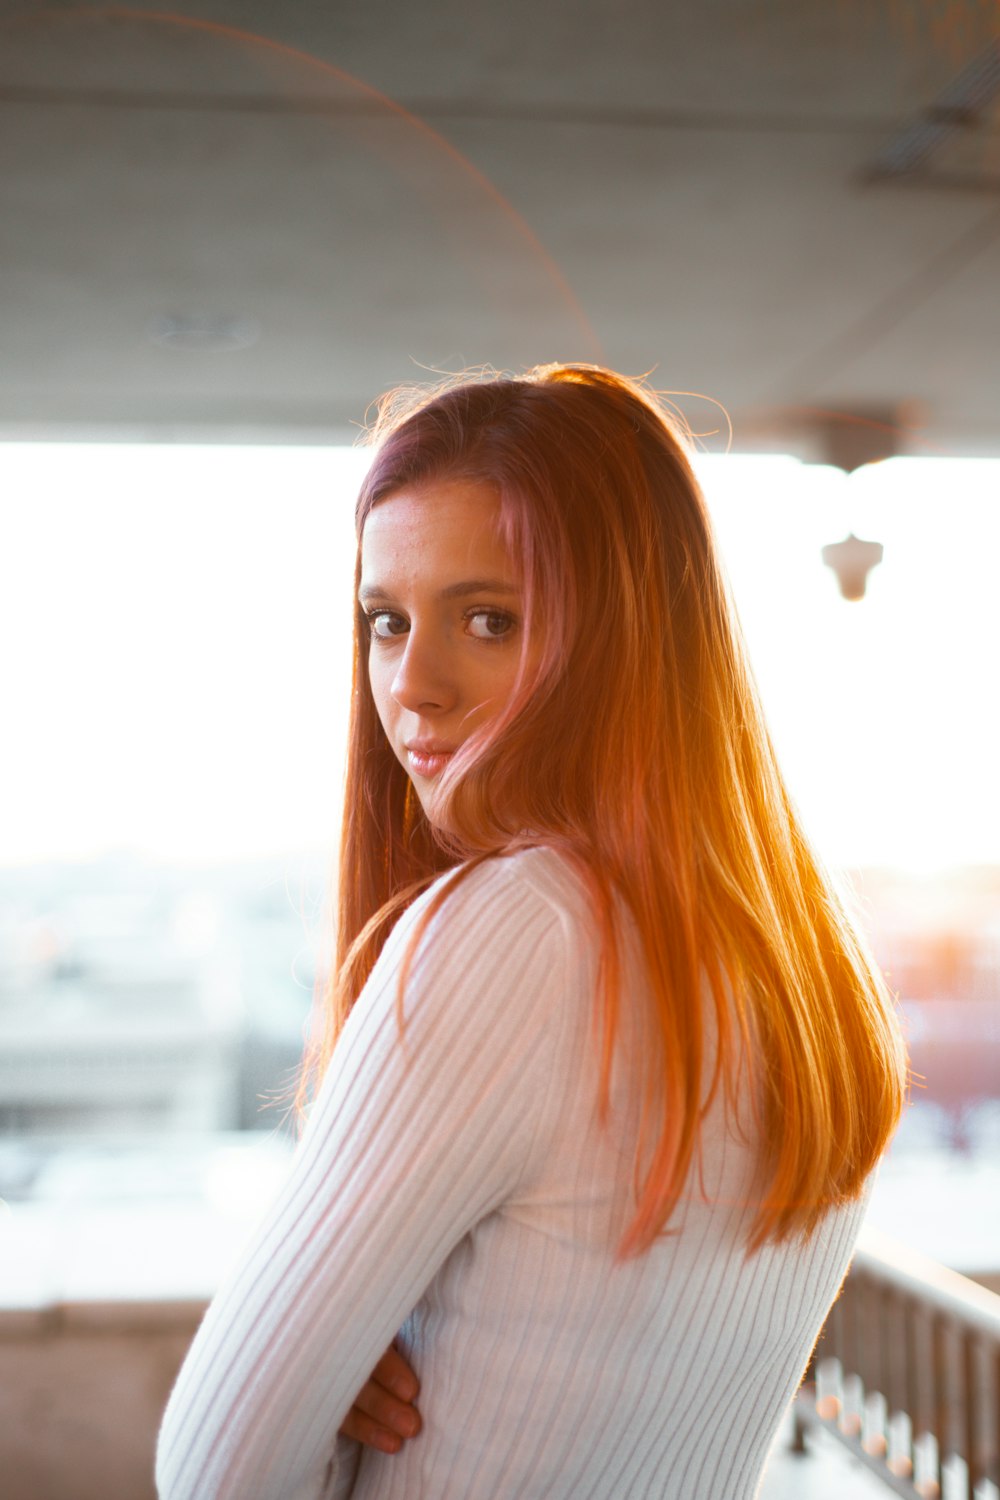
{"left": 412, "top": 784, "right": 453, "bottom": 834}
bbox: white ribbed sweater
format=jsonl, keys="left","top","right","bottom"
{"left": 156, "top": 846, "right": 868, "bottom": 1500}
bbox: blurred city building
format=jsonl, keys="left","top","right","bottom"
{"left": 0, "top": 853, "right": 321, "bottom": 1144}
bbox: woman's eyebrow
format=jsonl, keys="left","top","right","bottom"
{"left": 358, "top": 578, "right": 519, "bottom": 604}
{"left": 438, "top": 578, "right": 520, "bottom": 599}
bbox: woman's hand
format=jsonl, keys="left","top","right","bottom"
{"left": 339, "top": 1342, "right": 422, "bottom": 1455}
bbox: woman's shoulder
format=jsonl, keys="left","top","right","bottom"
{"left": 378, "top": 846, "right": 599, "bottom": 999}
{"left": 418, "top": 843, "right": 596, "bottom": 941}
{"left": 362, "top": 848, "right": 596, "bottom": 1062}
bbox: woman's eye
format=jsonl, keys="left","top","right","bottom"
{"left": 367, "top": 611, "right": 407, "bottom": 640}
{"left": 465, "top": 609, "right": 515, "bottom": 641}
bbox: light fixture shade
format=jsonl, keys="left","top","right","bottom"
{"left": 821, "top": 533, "right": 885, "bottom": 601}
{"left": 147, "top": 314, "right": 260, "bottom": 353}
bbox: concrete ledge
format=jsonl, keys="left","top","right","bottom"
{"left": 0, "top": 1314, "right": 201, "bottom": 1500}
{"left": 0, "top": 1298, "right": 208, "bottom": 1339}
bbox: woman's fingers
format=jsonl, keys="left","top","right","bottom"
{"left": 338, "top": 1343, "right": 422, "bottom": 1453}
{"left": 339, "top": 1404, "right": 405, "bottom": 1454}
{"left": 374, "top": 1343, "right": 420, "bottom": 1401}
{"left": 353, "top": 1373, "right": 422, "bottom": 1438}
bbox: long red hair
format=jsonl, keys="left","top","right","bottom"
{"left": 300, "top": 363, "right": 907, "bottom": 1258}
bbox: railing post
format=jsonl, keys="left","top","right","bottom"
{"left": 934, "top": 1312, "right": 955, "bottom": 1490}
{"left": 789, "top": 1402, "right": 809, "bottom": 1454}
{"left": 789, "top": 1229, "right": 1000, "bottom": 1500}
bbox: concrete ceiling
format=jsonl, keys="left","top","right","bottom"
{"left": 2, "top": 0, "right": 1000, "bottom": 459}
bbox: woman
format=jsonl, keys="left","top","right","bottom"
{"left": 156, "top": 364, "right": 907, "bottom": 1500}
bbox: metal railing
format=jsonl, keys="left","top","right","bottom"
{"left": 793, "top": 1227, "right": 1000, "bottom": 1499}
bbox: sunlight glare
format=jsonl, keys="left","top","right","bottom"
{"left": 2, "top": 443, "right": 997, "bottom": 873}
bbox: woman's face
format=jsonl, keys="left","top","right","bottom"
{"left": 359, "top": 479, "right": 527, "bottom": 828}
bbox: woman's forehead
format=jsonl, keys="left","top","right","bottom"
{"left": 360, "top": 481, "right": 518, "bottom": 590}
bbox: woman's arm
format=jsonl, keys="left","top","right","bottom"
{"left": 155, "top": 861, "right": 566, "bottom": 1500}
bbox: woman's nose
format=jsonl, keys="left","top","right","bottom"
{"left": 390, "top": 630, "right": 458, "bottom": 714}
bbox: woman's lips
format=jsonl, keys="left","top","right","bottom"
{"left": 406, "top": 747, "right": 455, "bottom": 778}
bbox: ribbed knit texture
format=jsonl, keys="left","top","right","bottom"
{"left": 155, "top": 846, "right": 868, "bottom": 1500}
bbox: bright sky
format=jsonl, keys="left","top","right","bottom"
{"left": 2, "top": 443, "right": 998, "bottom": 873}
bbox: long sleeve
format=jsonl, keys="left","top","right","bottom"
{"left": 155, "top": 859, "right": 566, "bottom": 1500}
